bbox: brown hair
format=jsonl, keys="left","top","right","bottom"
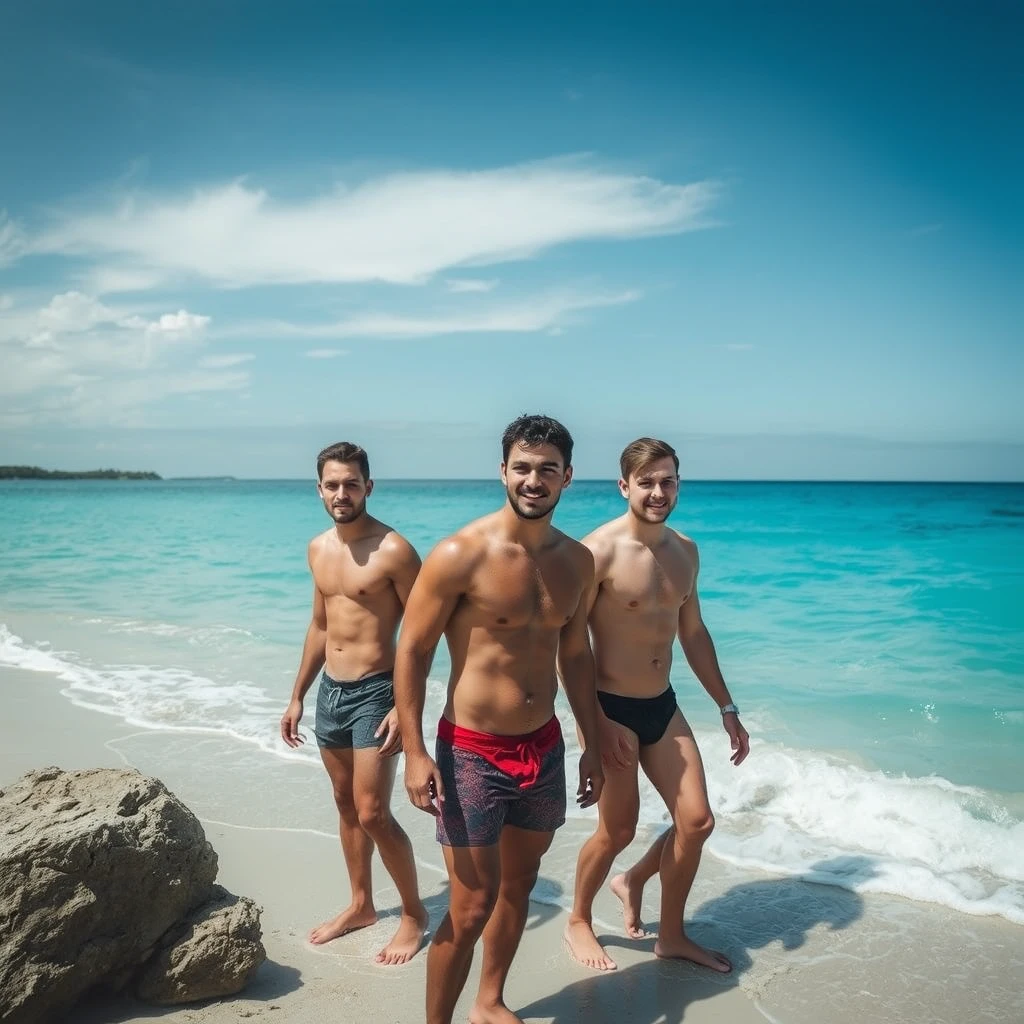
{"left": 619, "top": 437, "right": 679, "bottom": 481}
{"left": 317, "top": 441, "right": 370, "bottom": 481}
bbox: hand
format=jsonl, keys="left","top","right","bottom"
{"left": 723, "top": 713, "right": 750, "bottom": 766}
{"left": 577, "top": 747, "right": 604, "bottom": 808}
{"left": 375, "top": 708, "right": 403, "bottom": 757}
{"left": 598, "top": 714, "right": 637, "bottom": 771}
{"left": 280, "top": 699, "right": 305, "bottom": 748}
{"left": 404, "top": 750, "right": 445, "bottom": 816}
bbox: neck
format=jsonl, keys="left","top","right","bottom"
{"left": 625, "top": 510, "right": 668, "bottom": 545}
{"left": 334, "top": 512, "right": 375, "bottom": 543}
{"left": 498, "top": 503, "right": 554, "bottom": 550}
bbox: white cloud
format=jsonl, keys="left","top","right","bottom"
{"left": 304, "top": 348, "right": 347, "bottom": 359}
{"left": 199, "top": 352, "right": 254, "bottom": 368}
{"left": 0, "top": 291, "right": 225, "bottom": 425}
{"left": 146, "top": 310, "right": 211, "bottom": 336}
{"left": 445, "top": 278, "right": 498, "bottom": 293}
{"left": 236, "top": 289, "right": 639, "bottom": 341}
{"left": 38, "top": 291, "right": 117, "bottom": 333}
{"left": 24, "top": 159, "right": 720, "bottom": 288}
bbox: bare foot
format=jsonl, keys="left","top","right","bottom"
{"left": 609, "top": 872, "right": 647, "bottom": 939}
{"left": 468, "top": 999, "right": 524, "bottom": 1024}
{"left": 308, "top": 904, "right": 378, "bottom": 944}
{"left": 654, "top": 935, "right": 732, "bottom": 973}
{"left": 563, "top": 920, "right": 617, "bottom": 971}
{"left": 374, "top": 909, "right": 428, "bottom": 966}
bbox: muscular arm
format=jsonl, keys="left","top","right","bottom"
{"left": 557, "top": 547, "right": 604, "bottom": 805}
{"left": 384, "top": 533, "right": 423, "bottom": 608}
{"left": 280, "top": 549, "right": 328, "bottom": 746}
{"left": 678, "top": 543, "right": 750, "bottom": 766}
{"left": 678, "top": 584, "right": 734, "bottom": 708}
{"left": 393, "top": 539, "right": 471, "bottom": 758}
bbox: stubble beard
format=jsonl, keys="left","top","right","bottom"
{"left": 328, "top": 499, "right": 366, "bottom": 524}
{"left": 507, "top": 485, "right": 559, "bottom": 521}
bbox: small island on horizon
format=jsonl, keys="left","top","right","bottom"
{"left": 0, "top": 466, "right": 162, "bottom": 481}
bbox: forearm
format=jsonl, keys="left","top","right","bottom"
{"left": 289, "top": 622, "right": 327, "bottom": 702}
{"left": 680, "top": 627, "right": 734, "bottom": 708}
{"left": 558, "top": 651, "right": 602, "bottom": 751}
{"left": 394, "top": 646, "right": 431, "bottom": 756}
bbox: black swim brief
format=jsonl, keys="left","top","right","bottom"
{"left": 597, "top": 687, "right": 679, "bottom": 747}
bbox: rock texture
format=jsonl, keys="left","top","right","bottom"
{"left": 135, "top": 885, "right": 265, "bottom": 1005}
{"left": 0, "top": 767, "right": 264, "bottom": 1024}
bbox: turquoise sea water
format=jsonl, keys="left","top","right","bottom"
{"left": 1, "top": 478, "right": 1022, "bottom": 922}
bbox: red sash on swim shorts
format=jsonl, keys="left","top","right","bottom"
{"left": 437, "top": 715, "right": 561, "bottom": 789}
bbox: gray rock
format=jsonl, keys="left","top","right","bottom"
{"left": 134, "top": 885, "right": 265, "bottom": 1005}
{"left": 0, "top": 767, "right": 225, "bottom": 1023}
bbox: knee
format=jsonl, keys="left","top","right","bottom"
{"left": 451, "top": 889, "right": 499, "bottom": 938}
{"left": 678, "top": 809, "right": 715, "bottom": 844}
{"left": 356, "top": 798, "right": 391, "bottom": 836}
{"left": 333, "top": 788, "right": 359, "bottom": 825}
{"left": 604, "top": 820, "right": 637, "bottom": 853}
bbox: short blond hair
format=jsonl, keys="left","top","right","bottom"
{"left": 619, "top": 438, "right": 679, "bottom": 481}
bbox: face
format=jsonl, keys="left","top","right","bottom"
{"left": 501, "top": 441, "right": 572, "bottom": 521}
{"left": 317, "top": 460, "right": 372, "bottom": 524}
{"left": 620, "top": 456, "right": 679, "bottom": 524}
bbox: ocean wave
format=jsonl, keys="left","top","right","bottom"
{"left": 2, "top": 622, "right": 1022, "bottom": 925}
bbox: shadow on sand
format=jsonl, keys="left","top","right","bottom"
{"left": 517, "top": 856, "right": 873, "bottom": 1024}
{"left": 72, "top": 959, "right": 303, "bottom": 1023}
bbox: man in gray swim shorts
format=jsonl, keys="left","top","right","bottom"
{"left": 280, "top": 441, "right": 428, "bottom": 965}
{"left": 315, "top": 669, "right": 396, "bottom": 750}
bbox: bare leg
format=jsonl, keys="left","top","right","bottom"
{"left": 310, "top": 746, "right": 378, "bottom": 944}
{"left": 564, "top": 757, "right": 639, "bottom": 970}
{"left": 470, "top": 826, "right": 555, "bottom": 1024}
{"left": 352, "top": 746, "right": 429, "bottom": 964}
{"left": 640, "top": 712, "right": 731, "bottom": 973}
{"left": 610, "top": 828, "right": 670, "bottom": 939}
{"left": 427, "top": 843, "right": 501, "bottom": 1024}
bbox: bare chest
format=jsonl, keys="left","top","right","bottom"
{"left": 313, "top": 553, "right": 392, "bottom": 603}
{"left": 601, "top": 547, "right": 693, "bottom": 614}
{"left": 463, "top": 551, "right": 581, "bottom": 631}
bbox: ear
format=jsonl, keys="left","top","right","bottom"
{"left": 618, "top": 477, "right": 629, "bottom": 499}
{"left": 499, "top": 461, "right": 508, "bottom": 485}
{"left": 316, "top": 480, "right": 325, "bottom": 497}
{"left": 365, "top": 478, "right": 374, "bottom": 497}
{"left": 563, "top": 465, "right": 574, "bottom": 488}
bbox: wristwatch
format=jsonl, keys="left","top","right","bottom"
{"left": 720, "top": 703, "right": 740, "bottom": 716}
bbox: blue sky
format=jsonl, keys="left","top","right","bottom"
{"left": 1, "top": 1, "right": 1021, "bottom": 479}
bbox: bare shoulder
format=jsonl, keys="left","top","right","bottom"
{"left": 582, "top": 517, "right": 626, "bottom": 570}
{"left": 423, "top": 519, "right": 489, "bottom": 581}
{"left": 552, "top": 529, "right": 596, "bottom": 578}
{"left": 376, "top": 526, "right": 420, "bottom": 565}
{"left": 671, "top": 529, "right": 700, "bottom": 564}
{"left": 307, "top": 528, "right": 335, "bottom": 561}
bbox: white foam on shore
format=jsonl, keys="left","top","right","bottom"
{"left": 3, "top": 622, "right": 1023, "bottom": 926}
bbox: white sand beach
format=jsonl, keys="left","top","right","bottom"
{"left": 3, "top": 667, "right": 1022, "bottom": 1024}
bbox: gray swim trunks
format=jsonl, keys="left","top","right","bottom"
{"left": 314, "top": 669, "right": 394, "bottom": 749}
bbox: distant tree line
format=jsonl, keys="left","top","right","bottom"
{"left": 0, "top": 466, "right": 162, "bottom": 480}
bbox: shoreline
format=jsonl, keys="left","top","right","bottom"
{"left": 3, "top": 669, "right": 1023, "bottom": 1024}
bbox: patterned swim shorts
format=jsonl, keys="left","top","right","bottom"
{"left": 435, "top": 716, "right": 567, "bottom": 847}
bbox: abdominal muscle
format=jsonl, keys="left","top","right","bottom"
{"left": 591, "top": 610, "right": 677, "bottom": 699}
{"left": 323, "top": 592, "right": 400, "bottom": 680}
{"left": 443, "top": 625, "right": 560, "bottom": 736}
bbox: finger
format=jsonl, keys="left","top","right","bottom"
{"left": 432, "top": 768, "right": 446, "bottom": 805}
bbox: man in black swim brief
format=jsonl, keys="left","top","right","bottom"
{"left": 564, "top": 438, "right": 750, "bottom": 975}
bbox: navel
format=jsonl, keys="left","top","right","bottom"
{"left": 497, "top": 616, "right": 508, "bottom": 625}
{"left": 628, "top": 600, "right": 639, "bottom": 609}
